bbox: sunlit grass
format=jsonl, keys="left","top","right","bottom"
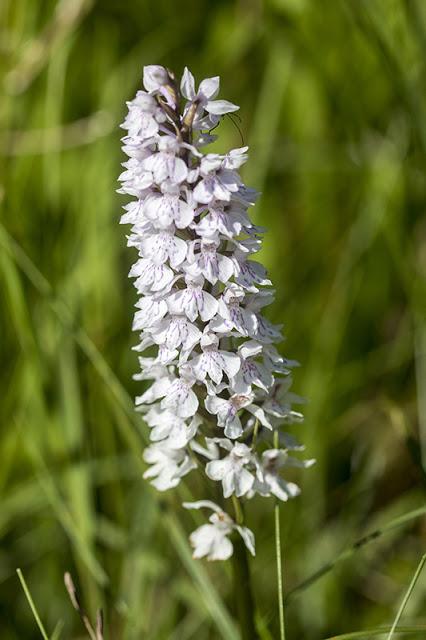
{"left": 1, "top": 0, "right": 426, "bottom": 637}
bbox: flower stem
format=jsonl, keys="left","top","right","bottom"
{"left": 274, "top": 429, "right": 286, "bottom": 640}
{"left": 231, "top": 534, "right": 257, "bottom": 640}
{"left": 275, "top": 503, "right": 286, "bottom": 640}
{"left": 231, "top": 495, "right": 244, "bottom": 525}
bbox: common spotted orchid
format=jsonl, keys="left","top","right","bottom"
{"left": 119, "top": 64, "right": 313, "bottom": 561}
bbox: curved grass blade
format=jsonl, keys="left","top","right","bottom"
{"left": 322, "top": 624, "right": 426, "bottom": 640}
{"left": 50, "top": 620, "right": 64, "bottom": 640}
{"left": 286, "top": 505, "right": 426, "bottom": 601}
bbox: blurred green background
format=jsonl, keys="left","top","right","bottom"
{"left": 1, "top": 0, "right": 426, "bottom": 638}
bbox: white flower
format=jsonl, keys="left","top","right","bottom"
{"left": 254, "top": 449, "right": 315, "bottom": 502}
{"left": 138, "top": 229, "right": 187, "bottom": 268}
{"left": 121, "top": 91, "right": 161, "bottom": 139}
{"left": 135, "top": 373, "right": 174, "bottom": 406}
{"left": 180, "top": 67, "right": 239, "bottom": 120}
{"left": 189, "top": 332, "right": 240, "bottom": 384}
{"left": 149, "top": 315, "right": 201, "bottom": 353}
{"left": 119, "top": 157, "right": 154, "bottom": 195}
{"left": 129, "top": 257, "right": 174, "bottom": 294}
{"left": 234, "top": 258, "right": 272, "bottom": 292}
{"left": 263, "top": 344, "right": 300, "bottom": 375}
{"left": 230, "top": 340, "right": 274, "bottom": 395}
{"left": 143, "top": 444, "right": 196, "bottom": 490}
{"left": 167, "top": 275, "right": 218, "bottom": 322}
{"left": 204, "top": 393, "right": 249, "bottom": 438}
{"left": 132, "top": 296, "right": 168, "bottom": 330}
{"left": 212, "top": 283, "right": 257, "bottom": 337}
{"left": 206, "top": 439, "right": 255, "bottom": 498}
{"left": 142, "top": 136, "right": 188, "bottom": 185}
{"left": 221, "top": 147, "right": 249, "bottom": 170}
{"left": 193, "top": 167, "right": 241, "bottom": 204}
{"left": 144, "top": 190, "right": 194, "bottom": 229}
{"left": 204, "top": 392, "right": 271, "bottom": 439}
{"left": 193, "top": 204, "right": 246, "bottom": 239}
{"left": 262, "top": 378, "right": 306, "bottom": 424}
{"left": 183, "top": 501, "right": 255, "bottom": 561}
{"left": 146, "top": 408, "right": 200, "bottom": 448}
{"left": 186, "top": 238, "right": 234, "bottom": 285}
{"left": 161, "top": 374, "right": 199, "bottom": 418}
{"left": 253, "top": 313, "right": 283, "bottom": 344}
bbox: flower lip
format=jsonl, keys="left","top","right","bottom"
{"left": 231, "top": 394, "right": 253, "bottom": 410}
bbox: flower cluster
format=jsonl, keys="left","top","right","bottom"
{"left": 119, "top": 65, "right": 314, "bottom": 561}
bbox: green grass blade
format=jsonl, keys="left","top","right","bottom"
{"left": 50, "top": 620, "right": 64, "bottom": 640}
{"left": 387, "top": 554, "right": 426, "bottom": 640}
{"left": 0, "top": 222, "right": 139, "bottom": 430}
{"left": 322, "top": 625, "right": 426, "bottom": 640}
{"left": 22, "top": 437, "right": 109, "bottom": 586}
{"left": 16, "top": 568, "right": 50, "bottom": 640}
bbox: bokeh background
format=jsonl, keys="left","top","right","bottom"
{"left": 1, "top": 0, "right": 426, "bottom": 638}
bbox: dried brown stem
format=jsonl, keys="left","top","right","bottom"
{"left": 64, "top": 572, "right": 104, "bottom": 640}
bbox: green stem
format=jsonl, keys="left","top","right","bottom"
{"left": 275, "top": 503, "right": 286, "bottom": 640}
{"left": 273, "top": 429, "right": 286, "bottom": 640}
{"left": 231, "top": 534, "right": 257, "bottom": 640}
{"left": 252, "top": 418, "right": 260, "bottom": 447}
{"left": 232, "top": 495, "right": 244, "bottom": 525}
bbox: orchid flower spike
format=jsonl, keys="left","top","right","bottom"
{"left": 119, "top": 64, "right": 314, "bottom": 560}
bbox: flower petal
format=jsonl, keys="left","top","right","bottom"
{"left": 235, "top": 525, "right": 256, "bottom": 556}
{"left": 205, "top": 458, "right": 233, "bottom": 481}
{"left": 198, "top": 290, "right": 219, "bottom": 322}
{"left": 199, "top": 76, "right": 220, "bottom": 99}
{"left": 206, "top": 99, "right": 239, "bottom": 115}
{"left": 183, "top": 500, "right": 223, "bottom": 513}
{"left": 143, "top": 65, "right": 169, "bottom": 92}
{"left": 181, "top": 67, "right": 196, "bottom": 100}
